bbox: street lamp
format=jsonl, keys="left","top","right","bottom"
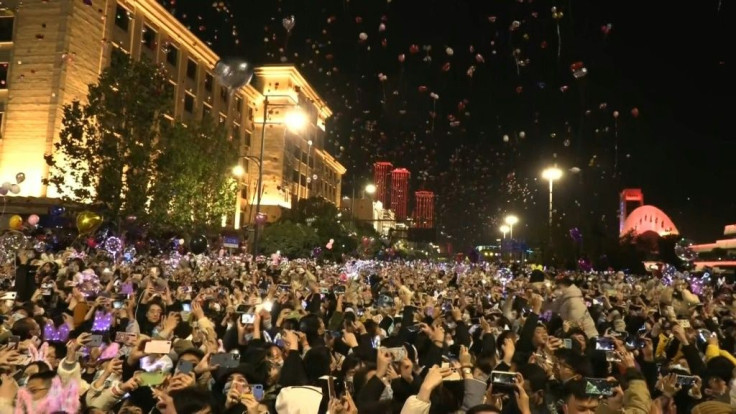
{"left": 541, "top": 167, "right": 563, "bottom": 229}
{"left": 232, "top": 165, "right": 245, "bottom": 177}
{"left": 365, "top": 184, "right": 376, "bottom": 195}
{"left": 504, "top": 215, "right": 519, "bottom": 239}
{"left": 500, "top": 224, "right": 510, "bottom": 239}
{"left": 252, "top": 97, "right": 307, "bottom": 255}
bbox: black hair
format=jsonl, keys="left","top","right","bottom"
{"left": 170, "top": 386, "right": 217, "bottom": 413}
{"left": 11, "top": 317, "right": 38, "bottom": 340}
{"left": 27, "top": 369, "right": 56, "bottom": 383}
{"left": 562, "top": 378, "right": 596, "bottom": 401}
{"left": 496, "top": 330, "right": 515, "bottom": 359}
{"left": 466, "top": 404, "right": 501, "bottom": 414}
{"left": 178, "top": 347, "right": 205, "bottom": 361}
{"left": 555, "top": 348, "right": 593, "bottom": 378}
{"left": 518, "top": 363, "right": 547, "bottom": 392}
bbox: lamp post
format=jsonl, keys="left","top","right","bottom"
{"left": 350, "top": 182, "right": 376, "bottom": 221}
{"left": 232, "top": 156, "right": 261, "bottom": 230}
{"left": 542, "top": 166, "right": 563, "bottom": 260}
{"left": 252, "top": 97, "right": 307, "bottom": 255}
{"left": 504, "top": 215, "right": 519, "bottom": 239}
{"left": 499, "top": 224, "right": 510, "bottom": 239}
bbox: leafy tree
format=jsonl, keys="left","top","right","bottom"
{"left": 259, "top": 221, "right": 320, "bottom": 257}
{"left": 147, "top": 121, "right": 238, "bottom": 233}
{"left": 44, "top": 50, "right": 172, "bottom": 221}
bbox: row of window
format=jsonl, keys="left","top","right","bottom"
{"left": 0, "top": 16, "right": 13, "bottom": 43}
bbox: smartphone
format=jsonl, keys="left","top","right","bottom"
{"left": 240, "top": 313, "right": 255, "bottom": 324}
{"left": 327, "top": 376, "right": 336, "bottom": 400}
{"left": 181, "top": 302, "right": 192, "bottom": 312}
{"left": 87, "top": 334, "right": 104, "bottom": 347}
{"left": 677, "top": 319, "right": 691, "bottom": 328}
{"left": 252, "top": 384, "right": 264, "bottom": 402}
{"left": 583, "top": 378, "right": 616, "bottom": 397}
{"left": 320, "top": 287, "right": 330, "bottom": 294}
{"left": 562, "top": 338, "right": 573, "bottom": 349}
{"left": 491, "top": 371, "right": 517, "bottom": 392}
{"left": 676, "top": 375, "right": 697, "bottom": 387}
{"left": 595, "top": 337, "right": 616, "bottom": 351}
{"left": 385, "top": 347, "right": 407, "bottom": 362}
{"left": 113, "top": 300, "right": 124, "bottom": 309}
{"left": 210, "top": 352, "right": 240, "bottom": 369}
{"left": 144, "top": 340, "right": 172, "bottom": 354}
{"left": 8, "top": 335, "right": 20, "bottom": 349}
{"left": 114, "top": 332, "right": 138, "bottom": 343}
{"left": 278, "top": 284, "right": 291, "bottom": 292}
{"left": 178, "top": 360, "right": 194, "bottom": 374}
{"left": 334, "top": 285, "right": 346, "bottom": 294}
{"left": 406, "top": 324, "right": 423, "bottom": 333}
{"left": 139, "top": 372, "right": 166, "bottom": 386}
{"left": 0, "top": 292, "right": 17, "bottom": 301}
{"left": 625, "top": 336, "right": 645, "bottom": 349}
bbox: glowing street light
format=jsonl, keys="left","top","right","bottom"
{"left": 284, "top": 108, "right": 308, "bottom": 131}
{"left": 504, "top": 215, "right": 519, "bottom": 239}
{"left": 541, "top": 166, "right": 563, "bottom": 229}
{"left": 365, "top": 183, "right": 377, "bottom": 195}
{"left": 500, "top": 224, "right": 510, "bottom": 239}
{"left": 232, "top": 165, "right": 245, "bottom": 177}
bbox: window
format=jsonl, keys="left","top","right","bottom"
{"left": 292, "top": 170, "right": 299, "bottom": 184}
{"left": 220, "top": 86, "right": 228, "bottom": 104}
{"left": 142, "top": 25, "right": 156, "bottom": 50}
{"left": 244, "top": 131, "right": 251, "bottom": 147}
{"left": 186, "top": 59, "right": 197, "bottom": 79}
{"left": 234, "top": 96, "right": 242, "bottom": 114}
{"left": 166, "top": 44, "right": 178, "bottom": 67}
{"left": 203, "top": 104, "right": 211, "bottom": 119}
{"left": 114, "top": 5, "right": 130, "bottom": 31}
{"left": 232, "top": 123, "right": 240, "bottom": 140}
{"left": 204, "top": 73, "right": 213, "bottom": 92}
{"left": 0, "top": 16, "right": 13, "bottom": 42}
{"left": 0, "top": 62, "right": 7, "bottom": 89}
{"left": 184, "top": 93, "right": 194, "bottom": 113}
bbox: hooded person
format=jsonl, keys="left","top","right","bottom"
{"left": 274, "top": 346, "right": 331, "bottom": 414}
{"left": 550, "top": 278, "right": 599, "bottom": 338}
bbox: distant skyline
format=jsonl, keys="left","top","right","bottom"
{"left": 166, "top": 0, "right": 731, "bottom": 245}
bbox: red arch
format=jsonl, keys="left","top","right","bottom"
{"left": 620, "top": 205, "right": 679, "bottom": 237}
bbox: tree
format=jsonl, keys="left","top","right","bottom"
{"left": 148, "top": 121, "right": 238, "bottom": 233}
{"left": 259, "top": 221, "right": 320, "bottom": 258}
{"left": 44, "top": 50, "right": 172, "bottom": 221}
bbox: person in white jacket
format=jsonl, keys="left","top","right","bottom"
{"left": 550, "top": 278, "right": 599, "bottom": 338}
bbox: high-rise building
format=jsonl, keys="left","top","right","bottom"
{"left": 390, "top": 168, "right": 410, "bottom": 221}
{"left": 373, "top": 161, "right": 393, "bottom": 205}
{"left": 0, "top": 0, "right": 344, "bottom": 226}
{"left": 414, "top": 191, "right": 435, "bottom": 228}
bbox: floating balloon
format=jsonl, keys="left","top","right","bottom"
{"left": 8, "top": 215, "right": 23, "bottom": 230}
{"left": 1, "top": 182, "right": 10, "bottom": 191}
{"left": 0, "top": 187, "right": 7, "bottom": 196}
{"left": 190, "top": 234, "right": 208, "bottom": 255}
{"left": 33, "top": 241, "right": 47, "bottom": 253}
{"left": 214, "top": 58, "right": 254, "bottom": 90}
{"left": 49, "top": 205, "right": 65, "bottom": 216}
{"left": 76, "top": 211, "right": 102, "bottom": 235}
{"left": 27, "top": 214, "right": 40, "bottom": 226}
{"left": 123, "top": 246, "right": 136, "bottom": 261}
{"left": 282, "top": 15, "right": 295, "bottom": 32}
{"left": 9, "top": 184, "right": 20, "bottom": 194}
{"left": 0, "top": 231, "right": 28, "bottom": 251}
{"left": 15, "top": 172, "right": 25, "bottom": 184}
{"left": 326, "top": 238, "right": 334, "bottom": 250}
{"left": 105, "top": 237, "right": 123, "bottom": 254}
{"left": 674, "top": 238, "right": 697, "bottom": 262}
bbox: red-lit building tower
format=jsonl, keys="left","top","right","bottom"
{"left": 391, "top": 168, "right": 410, "bottom": 221}
{"left": 373, "top": 161, "right": 393, "bottom": 206}
{"left": 414, "top": 191, "right": 435, "bottom": 228}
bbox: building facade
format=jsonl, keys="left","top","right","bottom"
{"left": 413, "top": 191, "right": 434, "bottom": 228}
{"left": 0, "top": 0, "right": 343, "bottom": 226}
{"left": 373, "top": 161, "right": 392, "bottom": 206}
{"left": 390, "top": 168, "right": 410, "bottom": 221}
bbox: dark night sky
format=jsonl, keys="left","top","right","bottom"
{"left": 166, "top": 0, "right": 731, "bottom": 247}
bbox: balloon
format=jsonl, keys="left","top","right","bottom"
{"left": 27, "top": 214, "right": 40, "bottom": 226}
{"left": 33, "top": 241, "right": 47, "bottom": 253}
{"left": 9, "top": 184, "right": 20, "bottom": 194}
{"left": 1, "top": 182, "right": 10, "bottom": 191}
{"left": 214, "top": 58, "right": 254, "bottom": 91}
{"left": 126, "top": 215, "right": 137, "bottom": 223}
{"left": 282, "top": 15, "right": 295, "bottom": 32}
{"left": 326, "top": 238, "right": 334, "bottom": 250}
{"left": 0, "top": 187, "right": 7, "bottom": 196}
{"left": 674, "top": 238, "right": 697, "bottom": 262}
{"left": 8, "top": 215, "right": 23, "bottom": 230}
{"left": 15, "top": 172, "right": 25, "bottom": 184}
{"left": 105, "top": 237, "right": 123, "bottom": 254}
{"left": 123, "top": 246, "right": 136, "bottom": 261}
{"left": 190, "top": 234, "right": 208, "bottom": 255}
{"left": 76, "top": 211, "right": 102, "bottom": 235}
{"left": 49, "top": 205, "right": 65, "bottom": 216}
{"left": 0, "top": 231, "right": 28, "bottom": 251}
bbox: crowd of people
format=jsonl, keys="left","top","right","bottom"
{"left": 0, "top": 246, "right": 734, "bottom": 414}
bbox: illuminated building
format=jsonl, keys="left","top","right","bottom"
{"left": 618, "top": 189, "right": 678, "bottom": 238}
{"left": 0, "top": 0, "right": 343, "bottom": 225}
{"left": 390, "top": 168, "right": 410, "bottom": 221}
{"left": 413, "top": 191, "right": 434, "bottom": 228}
{"left": 373, "top": 161, "right": 392, "bottom": 205}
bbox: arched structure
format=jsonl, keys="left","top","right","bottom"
{"left": 620, "top": 205, "right": 679, "bottom": 238}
